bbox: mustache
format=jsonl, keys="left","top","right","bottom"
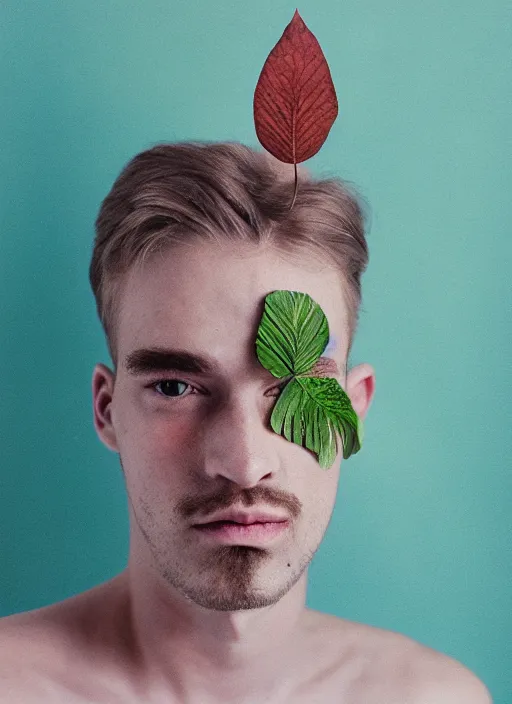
{"left": 179, "top": 486, "right": 302, "bottom": 523}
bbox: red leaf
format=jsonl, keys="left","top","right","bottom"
{"left": 253, "top": 9, "right": 338, "bottom": 165}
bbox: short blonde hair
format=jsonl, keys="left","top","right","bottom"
{"left": 89, "top": 141, "right": 369, "bottom": 367}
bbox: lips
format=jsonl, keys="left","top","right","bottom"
{"left": 206, "top": 519, "right": 272, "bottom": 527}
{"left": 194, "top": 509, "right": 289, "bottom": 526}
{"left": 193, "top": 519, "right": 290, "bottom": 543}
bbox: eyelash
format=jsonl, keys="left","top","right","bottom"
{"left": 147, "top": 378, "right": 199, "bottom": 400}
{"left": 146, "top": 377, "right": 288, "bottom": 400}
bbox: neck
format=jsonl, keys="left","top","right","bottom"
{"left": 114, "top": 561, "right": 312, "bottom": 704}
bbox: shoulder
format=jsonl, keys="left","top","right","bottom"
{"left": 326, "top": 615, "right": 492, "bottom": 704}
{"left": 0, "top": 580, "right": 134, "bottom": 704}
{"left": 405, "top": 642, "right": 492, "bottom": 704}
{"left": 0, "top": 580, "right": 125, "bottom": 702}
{"left": 373, "top": 624, "right": 491, "bottom": 703}
{"left": 0, "top": 609, "right": 60, "bottom": 702}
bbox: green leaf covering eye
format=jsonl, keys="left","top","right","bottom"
{"left": 255, "top": 290, "right": 364, "bottom": 468}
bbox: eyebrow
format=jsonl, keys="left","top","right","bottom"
{"left": 124, "top": 347, "right": 219, "bottom": 376}
{"left": 124, "top": 346, "right": 344, "bottom": 378}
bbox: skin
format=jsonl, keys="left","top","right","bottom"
{"left": 0, "top": 241, "right": 491, "bottom": 703}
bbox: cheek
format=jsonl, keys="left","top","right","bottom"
{"left": 114, "top": 397, "right": 207, "bottom": 497}
{"left": 137, "top": 418, "right": 198, "bottom": 463}
{"left": 120, "top": 420, "right": 196, "bottom": 502}
{"left": 305, "top": 463, "right": 340, "bottom": 515}
{"left": 115, "top": 391, "right": 198, "bottom": 455}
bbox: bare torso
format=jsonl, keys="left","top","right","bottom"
{"left": 0, "top": 576, "right": 489, "bottom": 704}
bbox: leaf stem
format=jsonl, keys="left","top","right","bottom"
{"left": 289, "top": 163, "right": 298, "bottom": 211}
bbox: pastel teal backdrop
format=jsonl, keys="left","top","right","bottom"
{"left": 1, "top": 1, "right": 510, "bottom": 701}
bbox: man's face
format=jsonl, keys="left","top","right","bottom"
{"left": 102, "top": 241, "right": 351, "bottom": 611}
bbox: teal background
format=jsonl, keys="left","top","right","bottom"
{"left": 1, "top": 1, "right": 510, "bottom": 700}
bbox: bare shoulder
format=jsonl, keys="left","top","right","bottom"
{"left": 0, "top": 596, "right": 89, "bottom": 702}
{"left": 0, "top": 608, "right": 66, "bottom": 702}
{"left": 388, "top": 629, "right": 492, "bottom": 704}
{"left": 322, "top": 613, "right": 492, "bottom": 704}
{"left": 0, "top": 577, "right": 128, "bottom": 703}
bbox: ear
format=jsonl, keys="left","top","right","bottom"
{"left": 92, "top": 363, "right": 119, "bottom": 452}
{"left": 345, "top": 362, "right": 376, "bottom": 422}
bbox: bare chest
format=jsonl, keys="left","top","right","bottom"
{"left": 8, "top": 654, "right": 406, "bottom": 704}
{"left": 2, "top": 613, "right": 411, "bottom": 704}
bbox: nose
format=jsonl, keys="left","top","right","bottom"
{"left": 200, "top": 392, "right": 281, "bottom": 487}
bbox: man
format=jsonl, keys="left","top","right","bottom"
{"left": 0, "top": 143, "right": 491, "bottom": 703}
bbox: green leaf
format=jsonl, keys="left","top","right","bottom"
{"left": 255, "top": 290, "right": 329, "bottom": 377}
{"left": 256, "top": 290, "right": 363, "bottom": 468}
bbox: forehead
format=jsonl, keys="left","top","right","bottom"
{"left": 116, "top": 242, "right": 348, "bottom": 375}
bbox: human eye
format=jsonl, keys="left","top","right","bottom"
{"left": 145, "top": 377, "right": 289, "bottom": 402}
{"left": 147, "top": 378, "right": 198, "bottom": 400}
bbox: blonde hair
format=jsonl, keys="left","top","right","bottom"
{"left": 89, "top": 141, "right": 369, "bottom": 368}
